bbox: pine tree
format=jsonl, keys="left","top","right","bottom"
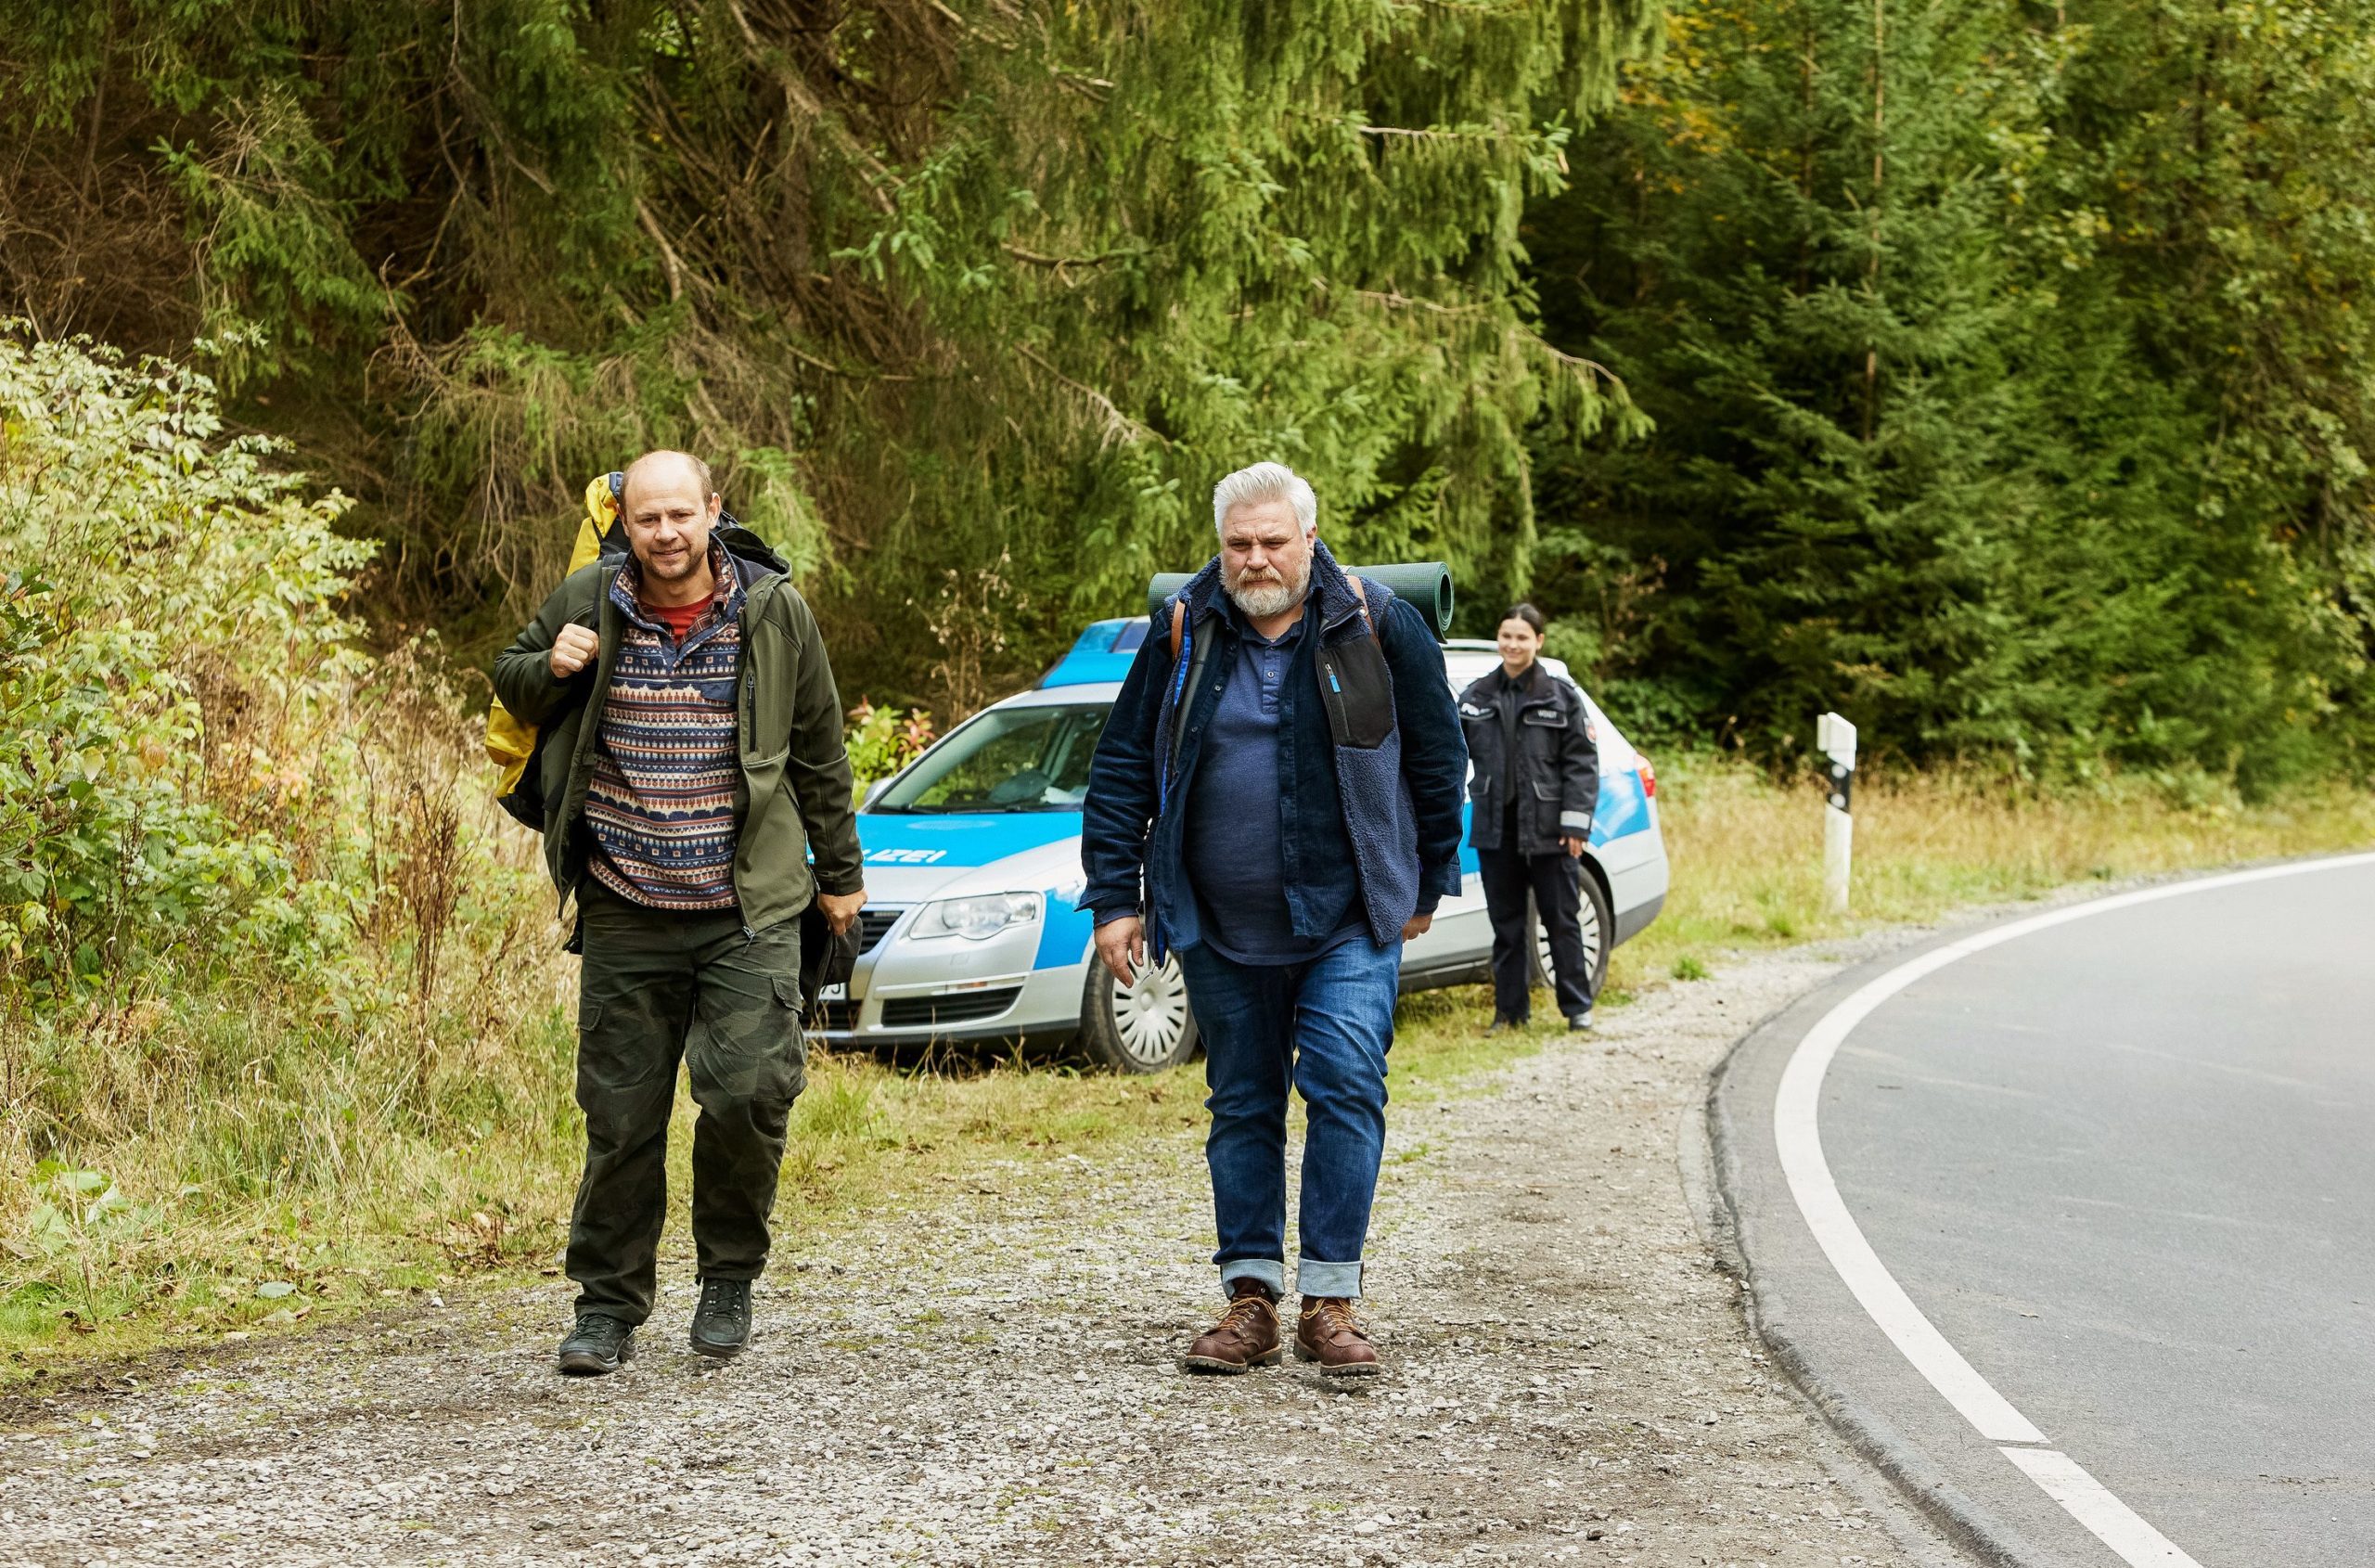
{"left": 1524, "top": 0, "right": 2375, "bottom": 785}
{"left": 0, "top": 0, "right": 1658, "bottom": 706}
{"left": 1531, "top": 0, "right": 2048, "bottom": 761}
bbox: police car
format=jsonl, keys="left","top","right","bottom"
{"left": 815, "top": 621, "right": 1669, "bottom": 1072}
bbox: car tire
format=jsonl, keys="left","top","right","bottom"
{"left": 1079, "top": 952, "right": 1200, "bottom": 1073}
{"left": 1530, "top": 865, "right": 1613, "bottom": 999}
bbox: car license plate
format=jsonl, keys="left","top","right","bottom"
{"left": 819, "top": 983, "right": 847, "bottom": 1001}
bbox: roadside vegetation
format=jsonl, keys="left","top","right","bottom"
{"left": 6, "top": 333, "right": 2367, "bottom": 1382}
{"left": 9, "top": 0, "right": 2375, "bottom": 1382}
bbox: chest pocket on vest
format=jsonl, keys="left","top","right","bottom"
{"left": 1316, "top": 635, "right": 1395, "bottom": 750}
{"left": 1520, "top": 705, "right": 1567, "bottom": 732}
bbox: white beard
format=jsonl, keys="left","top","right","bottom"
{"left": 1226, "top": 559, "right": 1309, "bottom": 620}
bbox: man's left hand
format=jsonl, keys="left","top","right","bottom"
{"left": 1562, "top": 834, "right": 1586, "bottom": 858}
{"left": 817, "top": 889, "right": 866, "bottom": 936}
{"left": 1400, "top": 913, "right": 1433, "bottom": 942}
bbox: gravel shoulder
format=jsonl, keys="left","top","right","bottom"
{"left": 1, "top": 941, "right": 1983, "bottom": 1567}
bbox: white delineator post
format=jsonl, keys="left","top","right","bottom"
{"left": 1817, "top": 712, "right": 1857, "bottom": 915}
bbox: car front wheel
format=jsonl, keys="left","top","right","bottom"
{"left": 1079, "top": 952, "right": 1200, "bottom": 1073}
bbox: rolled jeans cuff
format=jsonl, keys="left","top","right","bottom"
{"left": 1219, "top": 1257, "right": 1285, "bottom": 1298}
{"left": 1295, "top": 1256, "right": 1364, "bottom": 1300}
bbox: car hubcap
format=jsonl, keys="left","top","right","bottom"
{"left": 1538, "top": 898, "right": 1603, "bottom": 983}
{"left": 1110, "top": 955, "right": 1190, "bottom": 1066}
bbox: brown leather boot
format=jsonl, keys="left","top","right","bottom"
{"left": 1180, "top": 1279, "right": 1282, "bottom": 1374}
{"left": 1295, "top": 1295, "right": 1380, "bottom": 1377}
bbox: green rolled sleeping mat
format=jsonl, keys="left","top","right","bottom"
{"left": 1147, "top": 561, "right": 1454, "bottom": 640}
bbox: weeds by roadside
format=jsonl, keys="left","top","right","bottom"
{"left": 7, "top": 337, "right": 2369, "bottom": 1384}
{"left": 11, "top": 750, "right": 2369, "bottom": 1380}
{"left": 1615, "top": 755, "right": 2375, "bottom": 993}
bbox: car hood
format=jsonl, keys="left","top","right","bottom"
{"left": 854, "top": 810, "right": 1089, "bottom": 906}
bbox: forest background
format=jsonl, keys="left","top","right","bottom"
{"left": 4, "top": 0, "right": 2374, "bottom": 1358}
{"left": 10, "top": 0, "right": 2372, "bottom": 779}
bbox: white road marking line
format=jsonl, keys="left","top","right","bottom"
{"left": 1771, "top": 852, "right": 2375, "bottom": 1563}
{"left": 1999, "top": 1448, "right": 2206, "bottom": 1567}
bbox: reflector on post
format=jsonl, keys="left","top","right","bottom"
{"left": 1817, "top": 712, "right": 1857, "bottom": 915}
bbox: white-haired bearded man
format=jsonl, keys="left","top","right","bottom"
{"left": 1078, "top": 461, "right": 1467, "bottom": 1376}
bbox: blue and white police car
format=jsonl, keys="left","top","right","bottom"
{"left": 815, "top": 622, "right": 1669, "bottom": 1072}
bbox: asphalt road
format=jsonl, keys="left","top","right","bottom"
{"left": 1714, "top": 856, "right": 2375, "bottom": 1568}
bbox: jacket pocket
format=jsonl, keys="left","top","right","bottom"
{"left": 739, "top": 600, "right": 798, "bottom": 764}
{"left": 740, "top": 666, "right": 793, "bottom": 767}
{"left": 1316, "top": 636, "right": 1395, "bottom": 749}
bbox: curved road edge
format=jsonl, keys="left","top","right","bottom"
{"left": 1695, "top": 855, "right": 2375, "bottom": 1568}
{"left": 1702, "top": 949, "right": 2054, "bottom": 1568}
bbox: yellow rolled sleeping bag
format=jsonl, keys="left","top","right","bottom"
{"left": 483, "top": 473, "right": 623, "bottom": 793}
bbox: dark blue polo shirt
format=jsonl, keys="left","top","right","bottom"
{"left": 1183, "top": 602, "right": 1365, "bottom": 964}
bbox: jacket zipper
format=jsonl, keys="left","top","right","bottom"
{"left": 734, "top": 589, "right": 755, "bottom": 920}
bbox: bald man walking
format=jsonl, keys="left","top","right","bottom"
{"left": 494, "top": 450, "right": 866, "bottom": 1374}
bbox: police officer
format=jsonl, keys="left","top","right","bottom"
{"left": 1457, "top": 603, "right": 1600, "bottom": 1032}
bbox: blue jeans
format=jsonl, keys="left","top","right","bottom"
{"left": 1178, "top": 935, "right": 1403, "bottom": 1300}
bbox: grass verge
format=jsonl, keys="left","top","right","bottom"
{"left": 1608, "top": 757, "right": 2375, "bottom": 995}
{"left": 6, "top": 759, "right": 2369, "bottom": 1382}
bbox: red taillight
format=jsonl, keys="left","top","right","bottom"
{"left": 1637, "top": 752, "right": 1656, "bottom": 799}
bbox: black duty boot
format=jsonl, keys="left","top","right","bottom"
{"left": 689, "top": 1278, "right": 753, "bottom": 1359}
{"left": 557, "top": 1313, "right": 635, "bottom": 1376}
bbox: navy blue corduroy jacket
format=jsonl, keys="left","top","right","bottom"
{"left": 1077, "top": 541, "right": 1467, "bottom": 957}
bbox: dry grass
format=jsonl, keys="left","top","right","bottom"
{"left": 6, "top": 754, "right": 2369, "bottom": 1382}
{"left": 1607, "top": 756, "right": 2375, "bottom": 994}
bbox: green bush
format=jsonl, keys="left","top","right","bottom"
{"left": 0, "top": 330, "right": 378, "bottom": 1008}
{"left": 845, "top": 699, "right": 938, "bottom": 788}
{"left": 1, "top": 332, "right": 574, "bottom": 1344}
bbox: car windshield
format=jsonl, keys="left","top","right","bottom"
{"left": 871, "top": 702, "right": 1111, "bottom": 814}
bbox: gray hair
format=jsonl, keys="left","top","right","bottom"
{"left": 1212, "top": 461, "right": 1317, "bottom": 536}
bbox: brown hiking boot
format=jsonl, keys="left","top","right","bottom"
{"left": 1295, "top": 1295, "right": 1380, "bottom": 1377}
{"left": 1180, "top": 1279, "right": 1282, "bottom": 1374}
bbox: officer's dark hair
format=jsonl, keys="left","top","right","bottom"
{"left": 1500, "top": 602, "right": 1547, "bottom": 636}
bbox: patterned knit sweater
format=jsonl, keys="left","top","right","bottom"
{"left": 584, "top": 544, "right": 747, "bottom": 911}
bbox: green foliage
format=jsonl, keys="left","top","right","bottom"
{"left": 845, "top": 700, "right": 939, "bottom": 788}
{"left": 1522, "top": 0, "right": 2375, "bottom": 788}
{"left": 6, "top": 0, "right": 2372, "bottom": 787}
{"left": 0, "top": 333, "right": 577, "bottom": 1340}
{"left": 0, "top": 329, "right": 378, "bottom": 1005}
{"left": 1, "top": 0, "right": 1658, "bottom": 709}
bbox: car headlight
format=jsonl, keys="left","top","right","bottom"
{"left": 910, "top": 892, "right": 1043, "bottom": 941}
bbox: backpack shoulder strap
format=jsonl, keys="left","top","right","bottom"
{"left": 1164, "top": 597, "right": 1214, "bottom": 777}
{"left": 1346, "top": 573, "right": 1379, "bottom": 641}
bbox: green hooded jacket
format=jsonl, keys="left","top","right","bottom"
{"left": 491, "top": 556, "right": 863, "bottom": 932}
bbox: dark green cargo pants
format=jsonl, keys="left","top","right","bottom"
{"left": 568, "top": 881, "right": 806, "bottom": 1325}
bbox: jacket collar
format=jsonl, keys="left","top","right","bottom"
{"left": 610, "top": 536, "right": 749, "bottom": 629}
{"left": 1176, "top": 536, "right": 1367, "bottom": 638}
{"left": 1499, "top": 659, "right": 1550, "bottom": 697}
{"left": 1466, "top": 658, "right": 1551, "bottom": 704}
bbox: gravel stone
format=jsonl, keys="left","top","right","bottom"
{"left": 0, "top": 942, "right": 1970, "bottom": 1566}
